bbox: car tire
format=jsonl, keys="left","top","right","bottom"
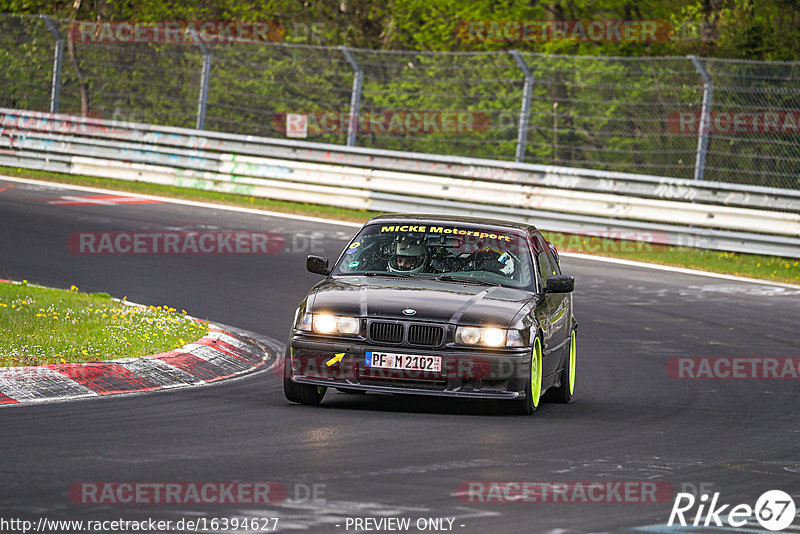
{"left": 284, "top": 378, "right": 327, "bottom": 405}
{"left": 543, "top": 329, "right": 576, "bottom": 404}
{"left": 502, "top": 335, "right": 543, "bottom": 415}
{"left": 282, "top": 349, "right": 327, "bottom": 405}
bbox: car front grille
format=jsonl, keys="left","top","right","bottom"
{"left": 368, "top": 321, "right": 444, "bottom": 347}
{"left": 369, "top": 321, "right": 404, "bottom": 344}
{"left": 408, "top": 324, "right": 444, "bottom": 347}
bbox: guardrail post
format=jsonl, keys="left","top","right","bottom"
{"left": 40, "top": 15, "right": 64, "bottom": 113}
{"left": 339, "top": 46, "right": 363, "bottom": 147}
{"left": 689, "top": 55, "right": 714, "bottom": 181}
{"left": 510, "top": 51, "right": 534, "bottom": 163}
{"left": 189, "top": 28, "right": 212, "bottom": 130}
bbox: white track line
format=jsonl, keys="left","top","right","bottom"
{"left": 0, "top": 175, "right": 361, "bottom": 228}
{"left": 3, "top": 174, "right": 798, "bottom": 289}
{"left": 560, "top": 252, "right": 800, "bottom": 289}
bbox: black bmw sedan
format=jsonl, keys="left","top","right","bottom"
{"left": 282, "top": 214, "right": 576, "bottom": 414}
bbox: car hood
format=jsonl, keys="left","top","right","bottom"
{"left": 308, "top": 276, "right": 534, "bottom": 327}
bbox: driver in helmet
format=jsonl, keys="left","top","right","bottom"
{"left": 476, "top": 248, "right": 516, "bottom": 276}
{"left": 389, "top": 235, "right": 427, "bottom": 274}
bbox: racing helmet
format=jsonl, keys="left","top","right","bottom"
{"left": 389, "top": 236, "right": 427, "bottom": 274}
{"left": 476, "top": 247, "right": 516, "bottom": 276}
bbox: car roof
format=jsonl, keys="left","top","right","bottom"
{"left": 365, "top": 214, "right": 540, "bottom": 233}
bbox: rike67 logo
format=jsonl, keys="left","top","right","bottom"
{"left": 669, "top": 490, "right": 796, "bottom": 531}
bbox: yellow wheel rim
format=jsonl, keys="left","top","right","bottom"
{"left": 531, "top": 337, "right": 543, "bottom": 408}
{"left": 568, "top": 330, "right": 576, "bottom": 395}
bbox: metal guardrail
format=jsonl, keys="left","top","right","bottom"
{"left": 1, "top": 108, "right": 799, "bottom": 258}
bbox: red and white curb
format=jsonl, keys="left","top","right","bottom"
{"left": 0, "top": 325, "right": 270, "bottom": 406}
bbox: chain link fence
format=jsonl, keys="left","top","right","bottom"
{"left": 1, "top": 14, "right": 799, "bottom": 189}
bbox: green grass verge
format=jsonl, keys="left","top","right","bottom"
{"left": 1, "top": 165, "right": 799, "bottom": 285}
{"left": 0, "top": 281, "right": 208, "bottom": 367}
{"left": 541, "top": 232, "right": 800, "bottom": 284}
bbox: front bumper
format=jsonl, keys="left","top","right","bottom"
{"left": 285, "top": 335, "right": 532, "bottom": 400}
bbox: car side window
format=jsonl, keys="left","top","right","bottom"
{"left": 547, "top": 243, "right": 561, "bottom": 275}
{"left": 537, "top": 251, "right": 554, "bottom": 287}
{"left": 534, "top": 236, "right": 559, "bottom": 288}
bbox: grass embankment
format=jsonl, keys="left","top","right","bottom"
{"left": 1, "top": 165, "right": 798, "bottom": 285}
{"left": 0, "top": 281, "right": 207, "bottom": 367}
{"left": 540, "top": 232, "right": 800, "bottom": 284}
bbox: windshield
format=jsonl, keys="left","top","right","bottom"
{"left": 332, "top": 223, "right": 536, "bottom": 289}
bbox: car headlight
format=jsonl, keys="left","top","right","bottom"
{"left": 455, "top": 326, "right": 525, "bottom": 348}
{"left": 334, "top": 316, "right": 360, "bottom": 334}
{"left": 297, "top": 313, "right": 361, "bottom": 336}
{"left": 457, "top": 326, "right": 482, "bottom": 345}
{"left": 314, "top": 314, "right": 338, "bottom": 333}
{"left": 505, "top": 329, "right": 524, "bottom": 347}
{"left": 482, "top": 327, "right": 506, "bottom": 347}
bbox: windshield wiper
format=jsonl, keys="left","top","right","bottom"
{"left": 436, "top": 274, "right": 500, "bottom": 286}
{"left": 363, "top": 271, "right": 413, "bottom": 278}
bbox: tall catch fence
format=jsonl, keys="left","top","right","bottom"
{"left": 1, "top": 14, "right": 799, "bottom": 189}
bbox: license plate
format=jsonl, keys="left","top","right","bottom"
{"left": 364, "top": 351, "right": 442, "bottom": 372}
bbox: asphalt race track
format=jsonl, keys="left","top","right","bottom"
{"left": 1, "top": 177, "right": 799, "bottom": 534}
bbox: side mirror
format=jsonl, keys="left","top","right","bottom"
{"left": 545, "top": 275, "right": 574, "bottom": 293}
{"left": 306, "top": 255, "right": 330, "bottom": 275}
